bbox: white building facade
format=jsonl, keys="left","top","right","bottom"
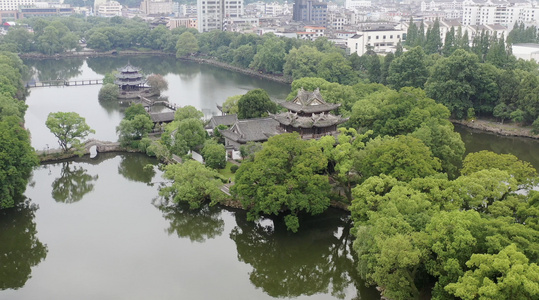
{"left": 197, "top": 0, "right": 243, "bottom": 32}
{"left": 347, "top": 25, "right": 406, "bottom": 56}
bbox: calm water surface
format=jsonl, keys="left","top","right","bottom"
{"left": 0, "top": 153, "right": 377, "bottom": 300}
{"left": 4, "top": 57, "right": 539, "bottom": 299}
{"left": 24, "top": 56, "right": 290, "bottom": 150}
{"left": 0, "top": 57, "right": 381, "bottom": 299}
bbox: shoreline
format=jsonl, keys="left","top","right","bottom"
{"left": 19, "top": 50, "right": 292, "bottom": 85}
{"left": 22, "top": 50, "right": 539, "bottom": 140}
{"left": 451, "top": 119, "right": 539, "bottom": 140}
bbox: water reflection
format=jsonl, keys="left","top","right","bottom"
{"left": 455, "top": 125, "right": 539, "bottom": 169}
{"left": 0, "top": 199, "right": 47, "bottom": 290}
{"left": 117, "top": 154, "right": 157, "bottom": 184}
{"left": 51, "top": 162, "right": 99, "bottom": 203}
{"left": 160, "top": 203, "right": 225, "bottom": 243}
{"left": 230, "top": 210, "right": 374, "bottom": 299}
{"left": 87, "top": 56, "right": 180, "bottom": 76}
{"left": 24, "top": 58, "right": 83, "bottom": 82}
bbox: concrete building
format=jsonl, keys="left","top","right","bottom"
{"left": 97, "top": 1, "right": 122, "bottom": 17}
{"left": 293, "top": 0, "right": 327, "bottom": 25}
{"left": 347, "top": 23, "right": 406, "bottom": 56}
{"left": 140, "top": 0, "right": 173, "bottom": 16}
{"left": 345, "top": 0, "right": 371, "bottom": 10}
{"left": 0, "top": 0, "right": 34, "bottom": 11}
{"left": 297, "top": 25, "right": 325, "bottom": 39}
{"left": 512, "top": 43, "right": 539, "bottom": 61}
{"left": 197, "top": 0, "right": 243, "bottom": 32}
{"left": 168, "top": 17, "right": 197, "bottom": 29}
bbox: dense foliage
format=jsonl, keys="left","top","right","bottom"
{"left": 116, "top": 104, "right": 153, "bottom": 148}
{"left": 45, "top": 111, "right": 95, "bottom": 154}
{"left": 232, "top": 133, "right": 331, "bottom": 232}
{"left": 0, "top": 52, "right": 38, "bottom": 209}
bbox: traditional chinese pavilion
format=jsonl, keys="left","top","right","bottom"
{"left": 271, "top": 88, "right": 348, "bottom": 139}
{"left": 114, "top": 63, "right": 146, "bottom": 91}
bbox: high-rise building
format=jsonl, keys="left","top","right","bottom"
{"left": 0, "top": 0, "right": 34, "bottom": 11}
{"left": 197, "top": 0, "right": 243, "bottom": 32}
{"left": 292, "top": 0, "right": 327, "bottom": 25}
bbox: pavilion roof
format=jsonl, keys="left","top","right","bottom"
{"left": 271, "top": 111, "right": 349, "bottom": 128}
{"left": 117, "top": 62, "right": 141, "bottom": 73}
{"left": 279, "top": 87, "right": 341, "bottom": 114}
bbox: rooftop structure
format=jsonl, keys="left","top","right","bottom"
{"left": 271, "top": 88, "right": 348, "bottom": 139}
{"left": 114, "top": 63, "right": 146, "bottom": 91}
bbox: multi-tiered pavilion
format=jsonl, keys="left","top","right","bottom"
{"left": 114, "top": 63, "right": 146, "bottom": 92}
{"left": 271, "top": 88, "right": 348, "bottom": 139}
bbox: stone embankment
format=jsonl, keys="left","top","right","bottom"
{"left": 452, "top": 119, "right": 539, "bottom": 139}
{"left": 180, "top": 56, "right": 293, "bottom": 84}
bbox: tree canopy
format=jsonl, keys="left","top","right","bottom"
{"left": 232, "top": 133, "right": 331, "bottom": 232}
{"left": 237, "top": 89, "right": 278, "bottom": 119}
{"left": 159, "top": 160, "right": 224, "bottom": 209}
{"left": 45, "top": 111, "right": 95, "bottom": 154}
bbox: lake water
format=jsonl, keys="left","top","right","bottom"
{"left": 3, "top": 56, "right": 539, "bottom": 299}
{"left": 0, "top": 56, "right": 381, "bottom": 299}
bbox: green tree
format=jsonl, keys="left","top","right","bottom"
{"left": 425, "top": 49, "right": 480, "bottom": 118}
{"left": 3, "top": 27, "right": 34, "bottom": 53}
{"left": 173, "top": 105, "right": 204, "bottom": 122}
{"left": 176, "top": 31, "right": 199, "bottom": 58}
{"left": 98, "top": 83, "right": 119, "bottom": 102}
{"left": 201, "top": 140, "right": 226, "bottom": 169}
{"left": 87, "top": 31, "right": 112, "bottom": 51}
{"left": 387, "top": 46, "right": 428, "bottom": 90}
{"left": 221, "top": 95, "right": 240, "bottom": 115}
{"left": 45, "top": 112, "right": 95, "bottom": 154}
{"left": 250, "top": 35, "right": 286, "bottom": 74}
{"left": 0, "top": 117, "right": 39, "bottom": 209}
{"left": 159, "top": 160, "right": 224, "bottom": 209}
{"left": 424, "top": 19, "right": 442, "bottom": 54}
{"left": 283, "top": 45, "right": 323, "bottom": 80}
{"left": 237, "top": 89, "right": 277, "bottom": 119}
{"left": 232, "top": 44, "right": 255, "bottom": 68}
{"left": 168, "top": 118, "right": 206, "bottom": 156}
{"left": 117, "top": 114, "right": 153, "bottom": 147}
{"left": 380, "top": 52, "right": 394, "bottom": 85}
{"left": 445, "top": 244, "right": 539, "bottom": 300}
{"left": 461, "top": 150, "right": 538, "bottom": 188}
{"left": 317, "top": 52, "right": 358, "bottom": 85}
{"left": 356, "top": 135, "right": 442, "bottom": 182}
{"left": 232, "top": 133, "right": 331, "bottom": 232}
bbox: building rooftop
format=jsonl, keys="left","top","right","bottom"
{"left": 219, "top": 117, "right": 282, "bottom": 144}
{"left": 278, "top": 87, "right": 341, "bottom": 114}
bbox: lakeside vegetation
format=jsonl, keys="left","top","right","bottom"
{"left": 1, "top": 15, "right": 539, "bottom": 300}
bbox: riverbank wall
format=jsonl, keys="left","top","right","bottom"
{"left": 452, "top": 119, "right": 539, "bottom": 139}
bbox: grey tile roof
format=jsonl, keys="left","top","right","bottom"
{"left": 149, "top": 111, "right": 175, "bottom": 123}
{"left": 271, "top": 111, "right": 349, "bottom": 128}
{"left": 209, "top": 114, "right": 239, "bottom": 129}
{"left": 219, "top": 117, "right": 282, "bottom": 143}
{"left": 279, "top": 87, "right": 341, "bottom": 114}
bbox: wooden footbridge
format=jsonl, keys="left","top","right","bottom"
{"left": 26, "top": 79, "right": 103, "bottom": 88}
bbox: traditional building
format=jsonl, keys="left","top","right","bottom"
{"left": 219, "top": 117, "right": 281, "bottom": 159}
{"left": 114, "top": 63, "right": 146, "bottom": 91}
{"left": 271, "top": 88, "right": 348, "bottom": 139}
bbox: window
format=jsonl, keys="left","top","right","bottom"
{"left": 376, "top": 35, "right": 379, "bottom": 39}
